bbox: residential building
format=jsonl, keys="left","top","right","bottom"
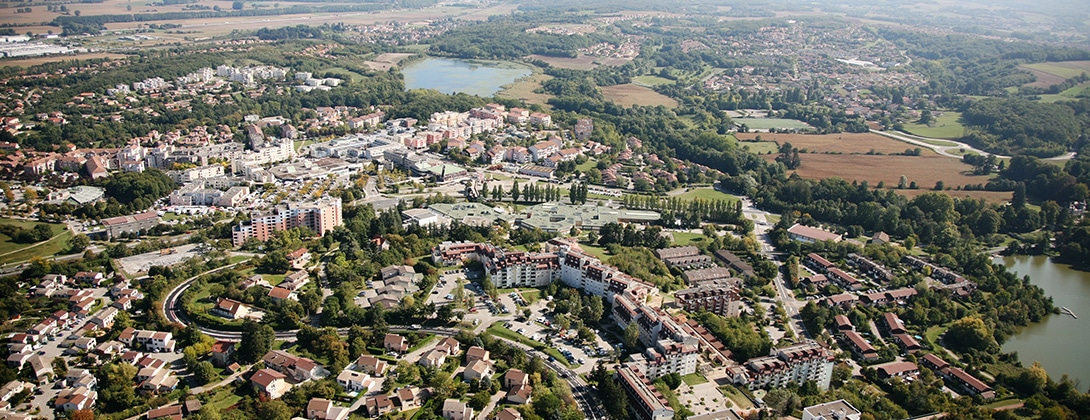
{"left": 336, "top": 370, "right": 373, "bottom": 393}
{"left": 875, "top": 361, "right": 919, "bottom": 380}
{"left": 251, "top": 369, "right": 289, "bottom": 399}
{"left": 262, "top": 350, "right": 321, "bottom": 382}
{"left": 365, "top": 394, "right": 395, "bottom": 417}
{"left": 211, "top": 341, "right": 234, "bottom": 367}
{"left": 842, "top": 331, "right": 879, "bottom": 361}
{"left": 353, "top": 355, "right": 388, "bottom": 376}
{"left": 306, "top": 398, "right": 351, "bottom": 420}
{"left": 384, "top": 334, "right": 408, "bottom": 353}
{"left": 463, "top": 359, "right": 493, "bottom": 381}
{"left": 713, "top": 250, "right": 756, "bottom": 280}
{"left": 497, "top": 407, "right": 522, "bottom": 420}
{"left": 441, "top": 399, "right": 473, "bottom": 420}
{"left": 506, "top": 383, "right": 532, "bottom": 404}
{"left": 674, "top": 280, "right": 743, "bottom": 317}
{"left": 231, "top": 197, "right": 342, "bottom": 246}
{"left": 728, "top": 341, "right": 835, "bottom": 391}
{"left": 787, "top": 224, "right": 843, "bottom": 243}
{"left": 615, "top": 365, "right": 674, "bottom": 420}
{"left": 802, "top": 400, "right": 862, "bottom": 420}
{"left": 504, "top": 369, "right": 528, "bottom": 389}
{"left": 211, "top": 298, "right": 250, "bottom": 319}
{"left": 54, "top": 387, "right": 97, "bottom": 412}
{"left": 118, "top": 328, "right": 176, "bottom": 353}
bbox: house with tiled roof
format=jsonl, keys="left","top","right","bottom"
{"left": 250, "top": 368, "right": 289, "bottom": 399}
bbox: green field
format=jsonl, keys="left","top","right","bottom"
{"left": 739, "top": 141, "right": 779, "bottom": 154}
{"left": 670, "top": 232, "right": 706, "bottom": 246}
{"left": 0, "top": 218, "right": 73, "bottom": 265}
{"left": 633, "top": 75, "right": 675, "bottom": 86}
{"left": 575, "top": 159, "right": 597, "bottom": 173}
{"left": 1038, "top": 81, "right": 1090, "bottom": 103}
{"left": 1023, "top": 62, "right": 1090, "bottom": 79}
{"left": 321, "top": 67, "right": 367, "bottom": 83}
{"left": 578, "top": 242, "right": 612, "bottom": 261}
{"left": 675, "top": 188, "right": 741, "bottom": 203}
{"left": 485, "top": 322, "right": 570, "bottom": 367}
{"left": 682, "top": 373, "right": 708, "bottom": 385}
{"left": 734, "top": 118, "right": 811, "bottom": 130}
{"left": 719, "top": 385, "right": 754, "bottom": 409}
{"left": 902, "top": 112, "right": 965, "bottom": 139}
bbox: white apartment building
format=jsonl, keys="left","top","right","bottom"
{"left": 728, "top": 341, "right": 834, "bottom": 391}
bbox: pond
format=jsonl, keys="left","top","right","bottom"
{"left": 401, "top": 57, "right": 531, "bottom": 97}
{"left": 1000, "top": 255, "right": 1090, "bottom": 391}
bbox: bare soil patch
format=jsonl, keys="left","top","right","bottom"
{"left": 365, "top": 53, "right": 413, "bottom": 71}
{"left": 737, "top": 132, "right": 930, "bottom": 155}
{"left": 600, "top": 84, "right": 677, "bottom": 108}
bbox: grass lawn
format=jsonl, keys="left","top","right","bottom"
{"left": 675, "top": 187, "right": 741, "bottom": 203}
{"left": 682, "top": 373, "right": 708, "bottom": 386}
{"left": 0, "top": 218, "right": 73, "bottom": 265}
{"left": 902, "top": 112, "right": 965, "bottom": 139}
{"left": 719, "top": 385, "right": 754, "bottom": 409}
{"left": 201, "top": 384, "right": 245, "bottom": 411}
{"left": 1023, "top": 62, "right": 1090, "bottom": 79}
{"left": 578, "top": 242, "right": 612, "bottom": 261}
{"left": 670, "top": 232, "right": 707, "bottom": 246}
{"left": 485, "top": 322, "right": 570, "bottom": 367}
{"left": 740, "top": 141, "right": 780, "bottom": 155}
{"left": 228, "top": 255, "right": 251, "bottom": 264}
{"left": 983, "top": 398, "right": 1023, "bottom": 409}
{"left": 734, "top": 118, "right": 811, "bottom": 130}
{"left": 925, "top": 325, "right": 948, "bottom": 348}
{"left": 321, "top": 67, "right": 367, "bottom": 83}
{"left": 575, "top": 159, "right": 597, "bottom": 173}
{"left": 633, "top": 75, "right": 675, "bottom": 86}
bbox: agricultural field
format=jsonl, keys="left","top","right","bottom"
{"left": 765, "top": 153, "right": 1006, "bottom": 201}
{"left": 736, "top": 132, "right": 923, "bottom": 155}
{"left": 0, "top": 53, "right": 128, "bottom": 68}
{"left": 1038, "top": 81, "right": 1090, "bottom": 103}
{"left": 733, "top": 118, "right": 812, "bottom": 130}
{"left": 897, "top": 188, "right": 1013, "bottom": 203}
{"left": 902, "top": 111, "right": 966, "bottom": 139}
{"left": 1021, "top": 61, "right": 1090, "bottom": 88}
{"left": 600, "top": 84, "right": 678, "bottom": 107}
{"left": 496, "top": 72, "right": 555, "bottom": 107}
{"left": 527, "top": 54, "right": 600, "bottom": 70}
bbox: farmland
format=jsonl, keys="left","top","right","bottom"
{"left": 364, "top": 53, "right": 414, "bottom": 71}
{"left": 735, "top": 132, "right": 926, "bottom": 155}
{"left": 763, "top": 153, "right": 1005, "bottom": 201}
{"left": 633, "top": 75, "right": 675, "bottom": 86}
{"left": 674, "top": 187, "right": 741, "bottom": 203}
{"left": 1020, "top": 61, "right": 1090, "bottom": 89}
{"left": 600, "top": 84, "right": 678, "bottom": 107}
{"left": 733, "top": 118, "right": 812, "bottom": 130}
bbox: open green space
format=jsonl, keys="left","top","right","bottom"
{"left": 201, "top": 384, "right": 245, "bottom": 412}
{"left": 675, "top": 187, "right": 742, "bottom": 203}
{"left": 1023, "top": 62, "right": 1090, "bottom": 79}
{"left": 485, "top": 322, "right": 570, "bottom": 367}
{"left": 682, "top": 373, "right": 708, "bottom": 386}
{"left": 633, "top": 75, "right": 675, "bottom": 86}
{"left": 575, "top": 159, "right": 597, "bottom": 173}
{"left": 719, "top": 385, "right": 754, "bottom": 409}
{"left": 925, "top": 325, "right": 948, "bottom": 348}
{"left": 740, "top": 141, "right": 780, "bottom": 154}
{"left": 983, "top": 398, "right": 1023, "bottom": 410}
{"left": 734, "top": 118, "right": 812, "bottom": 130}
{"left": 321, "top": 67, "right": 367, "bottom": 83}
{"left": 902, "top": 112, "right": 965, "bottom": 139}
{"left": 1037, "top": 81, "right": 1090, "bottom": 103}
{"left": 670, "top": 232, "right": 706, "bottom": 246}
{"left": 577, "top": 242, "right": 612, "bottom": 261}
{"left": 0, "top": 218, "right": 73, "bottom": 265}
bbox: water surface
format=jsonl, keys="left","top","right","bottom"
{"left": 1000, "top": 255, "right": 1090, "bottom": 390}
{"left": 401, "top": 58, "right": 530, "bottom": 97}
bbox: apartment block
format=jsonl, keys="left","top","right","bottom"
{"left": 232, "top": 197, "right": 342, "bottom": 246}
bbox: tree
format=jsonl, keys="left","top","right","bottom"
{"left": 511, "top": 180, "right": 520, "bottom": 203}
{"left": 468, "top": 391, "right": 491, "bottom": 411}
{"left": 436, "top": 304, "right": 455, "bottom": 322}
{"left": 945, "top": 316, "right": 997, "bottom": 352}
{"left": 232, "top": 1, "right": 244, "bottom": 10}
{"left": 237, "top": 320, "right": 274, "bottom": 363}
{"left": 67, "top": 234, "right": 90, "bottom": 254}
{"left": 623, "top": 322, "right": 640, "bottom": 351}
{"left": 256, "top": 400, "right": 293, "bottom": 420}
{"left": 192, "top": 361, "right": 218, "bottom": 385}
{"left": 70, "top": 410, "right": 94, "bottom": 420}
{"left": 898, "top": 175, "right": 908, "bottom": 189}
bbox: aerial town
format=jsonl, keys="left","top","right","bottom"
{"left": 0, "top": 0, "right": 1089, "bottom": 420}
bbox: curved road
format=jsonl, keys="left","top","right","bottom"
{"left": 163, "top": 269, "right": 601, "bottom": 418}
{"left": 871, "top": 130, "right": 1007, "bottom": 159}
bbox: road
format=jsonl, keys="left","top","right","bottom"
{"left": 870, "top": 130, "right": 1007, "bottom": 159}
{"left": 737, "top": 193, "right": 810, "bottom": 340}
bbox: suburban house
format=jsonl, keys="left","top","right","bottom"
{"left": 353, "top": 355, "right": 388, "bottom": 376}
{"left": 306, "top": 397, "right": 351, "bottom": 420}
{"left": 251, "top": 368, "right": 290, "bottom": 399}
{"left": 504, "top": 368, "right": 528, "bottom": 389}
{"left": 463, "top": 359, "right": 493, "bottom": 381}
{"left": 788, "top": 224, "right": 843, "bottom": 243}
{"left": 441, "top": 399, "right": 473, "bottom": 420}
{"left": 365, "top": 394, "right": 395, "bottom": 417}
{"left": 506, "top": 383, "right": 533, "bottom": 404}
{"left": 262, "top": 350, "right": 322, "bottom": 382}
{"left": 336, "top": 370, "right": 374, "bottom": 393}
{"left": 211, "top": 298, "right": 250, "bottom": 319}
{"left": 211, "top": 341, "right": 235, "bottom": 367}
{"left": 384, "top": 334, "right": 409, "bottom": 353}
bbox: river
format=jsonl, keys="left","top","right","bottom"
{"left": 401, "top": 57, "right": 531, "bottom": 97}
{"left": 1000, "top": 255, "right": 1090, "bottom": 390}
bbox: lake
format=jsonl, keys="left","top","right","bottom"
{"left": 1000, "top": 255, "right": 1090, "bottom": 390}
{"left": 401, "top": 58, "right": 531, "bottom": 97}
